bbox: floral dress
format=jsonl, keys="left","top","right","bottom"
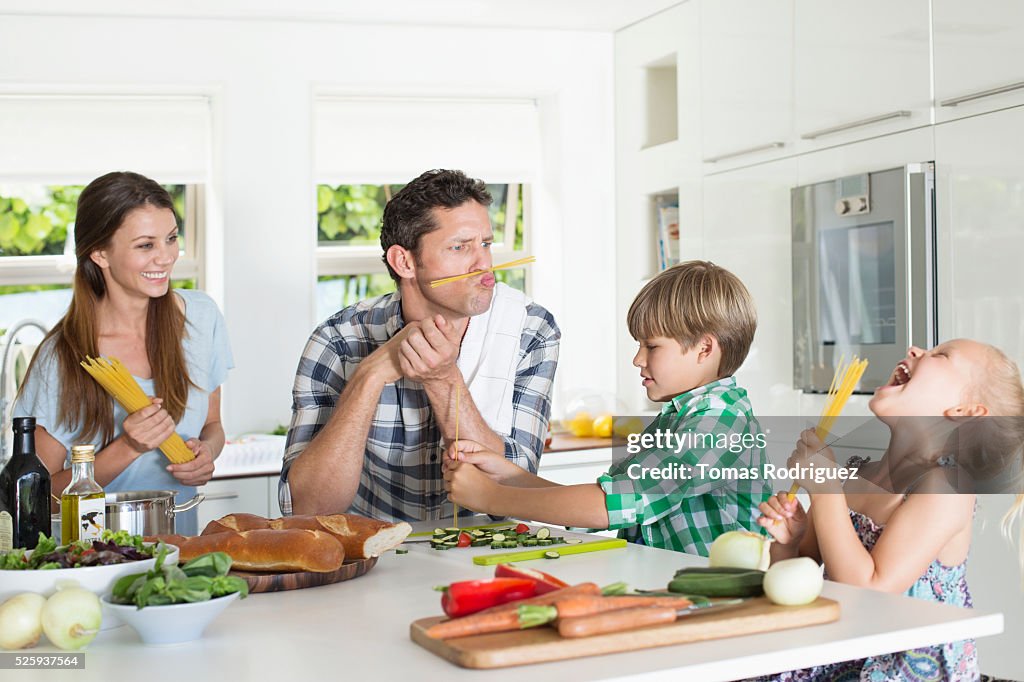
{"left": 745, "top": 458, "right": 978, "bottom": 682}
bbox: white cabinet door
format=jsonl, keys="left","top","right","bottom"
{"left": 794, "top": 0, "right": 931, "bottom": 150}
{"left": 700, "top": 0, "right": 793, "bottom": 170}
{"left": 933, "top": 0, "right": 1024, "bottom": 122}
{"left": 197, "top": 476, "right": 272, "bottom": 531}
{"left": 934, "top": 105, "right": 1024, "bottom": 368}
{"left": 701, "top": 157, "right": 801, "bottom": 416}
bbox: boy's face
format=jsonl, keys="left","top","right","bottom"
{"left": 632, "top": 336, "right": 720, "bottom": 402}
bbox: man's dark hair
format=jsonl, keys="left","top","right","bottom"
{"left": 380, "top": 169, "right": 492, "bottom": 281}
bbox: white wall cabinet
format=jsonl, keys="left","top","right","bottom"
{"left": 933, "top": 0, "right": 1024, "bottom": 122}
{"left": 934, "top": 105, "right": 1024, "bottom": 367}
{"left": 197, "top": 476, "right": 273, "bottom": 529}
{"left": 700, "top": 0, "right": 793, "bottom": 170}
{"left": 793, "top": 0, "right": 931, "bottom": 151}
{"left": 702, "top": 157, "right": 801, "bottom": 416}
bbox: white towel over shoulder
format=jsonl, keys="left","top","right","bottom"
{"left": 456, "top": 282, "right": 529, "bottom": 436}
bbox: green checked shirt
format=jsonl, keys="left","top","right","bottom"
{"left": 598, "top": 377, "right": 770, "bottom": 556}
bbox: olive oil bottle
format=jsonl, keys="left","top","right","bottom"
{"left": 61, "top": 444, "right": 105, "bottom": 545}
{"left": 0, "top": 416, "right": 51, "bottom": 550}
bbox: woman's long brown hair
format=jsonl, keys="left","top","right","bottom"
{"left": 19, "top": 171, "right": 193, "bottom": 445}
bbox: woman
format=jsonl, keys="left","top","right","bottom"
{"left": 14, "top": 171, "right": 232, "bottom": 535}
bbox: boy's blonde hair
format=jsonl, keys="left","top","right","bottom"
{"left": 626, "top": 260, "right": 757, "bottom": 377}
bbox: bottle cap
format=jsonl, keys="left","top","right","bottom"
{"left": 70, "top": 444, "right": 96, "bottom": 463}
{"left": 12, "top": 416, "right": 36, "bottom": 432}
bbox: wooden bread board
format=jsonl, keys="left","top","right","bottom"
{"left": 410, "top": 596, "right": 839, "bottom": 669}
{"left": 232, "top": 556, "right": 378, "bottom": 593}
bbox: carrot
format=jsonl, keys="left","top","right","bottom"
{"left": 553, "top": 595, "right": 693, "bottom": 619}
{"left": 557, "top": 605, "right": 680, "bottom": 638}
{"left": 424, "top": 604, "right": 557, "bottom": 639}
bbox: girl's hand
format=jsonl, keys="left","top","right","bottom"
{"left": 167, "top": 439, "right": 216, "bottom": 487}
{"left": 444, "top": 439, "right": 521, "bottom": 483}
{"left": 788, "top": 428, "right": 843, "bottom": 494}
{"left": 122, "top": 398, "right": 175, "bottom": 454}
{"left": 757, "top": 492, "right": 808, "bottom": 545}
{"left": 443, "top": 459, "right": 500, "bottom": 514}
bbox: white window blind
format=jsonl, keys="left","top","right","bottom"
{"left": 0, "top": 95, "right": 211, "bottom": 183}
{"left": 314, "top": 97, "right": 541, "bottom": 185}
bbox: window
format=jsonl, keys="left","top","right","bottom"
{"left": 313, "top": 96, "right": 540, "bottom": 322}
{"left": 0, "top": 184, "right": 202, "bottom": 333}
{"left": 0, "top": 94, "right": 212, "bottom": 333}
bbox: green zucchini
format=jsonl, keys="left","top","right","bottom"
{"left": 667, "top": 567, "right": 765, "bottom": 597}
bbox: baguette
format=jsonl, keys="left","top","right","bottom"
{"left": 270, "top": 515, "right": 412, "bottom": 559}
{"left": 201, "top": 512, "right": 271, "bottom": 535}
{"left": 149, "top": 529, "right": 345, "bottom": 573}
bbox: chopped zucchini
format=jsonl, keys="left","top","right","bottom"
{"left": 544, "top": 551, "right": 560, "bottom": 559}
{"left": 536, "top": 527, "right": 551, "bottom": 539}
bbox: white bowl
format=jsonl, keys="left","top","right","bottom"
{"left": 0, "top": 543, "right": 179, "bottom": 630}
{"left": 101, "top": 592, "right": 240, "bottom": 644}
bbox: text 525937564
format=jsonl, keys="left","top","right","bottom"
{"left": 0, "top": 653, "right": 84, "bottom": 669}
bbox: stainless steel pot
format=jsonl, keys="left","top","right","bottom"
{"left": 104, "top": 490, "right": 205, "bottom": 536}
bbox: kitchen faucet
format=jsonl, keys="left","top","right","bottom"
{"left": 0, "top": 319, "right": 49, "bottom": 463}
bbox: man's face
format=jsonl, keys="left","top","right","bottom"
{"left": 409, "top": 201, "right": 495, "bottom": 318}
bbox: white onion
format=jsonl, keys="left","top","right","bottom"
{"left": 0, "top": 593, "right": 46, "bottom": 649}
{"left": 708, "top": 530, "right": 772, "bottom": 571}
{"left": 41, "top": 587, "right": 102, "bottom": 650}
{"left": 763, "top": 557, "right": 825, "bottom": 606}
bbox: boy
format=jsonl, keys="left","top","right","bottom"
{"left": 444, "top": 260, "right": 770, "bottom": 555}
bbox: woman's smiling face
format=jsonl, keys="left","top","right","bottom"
{"left": 869, "top": 339, "right": 989, "bottom": 418}
{"left": 90, "top": 204, "right": 179, "bottom": 299}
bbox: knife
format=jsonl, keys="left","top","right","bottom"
{"left": 557, "top": 598, "right": 748, "bottom": 638}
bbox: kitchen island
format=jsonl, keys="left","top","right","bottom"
{"left": 14, "top": 530, "right": 1002, "bottom": 682}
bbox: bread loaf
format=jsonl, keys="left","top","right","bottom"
{"left": 201, "top": 512, "right": 271, "bottom": 535}
{"left": 202, "top": 513, "right": 411, "bottom": 560}
{"left": 270, "top": 515, "right": 412, "bottom": 559}
{"left": 150, "top": 529, "right": 345, "bottom": 573}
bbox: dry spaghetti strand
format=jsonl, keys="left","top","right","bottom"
{"left": 453, "top": 386, "right": 460, "bottom": 529}
{"left": 430, "top": 256, "right": 536, "bottom": 288}
{"left": 79, "top": 356, "right": 196, "bottom": 464}
{"left": 787, "top": 356, "right": 869, "bottom": 499}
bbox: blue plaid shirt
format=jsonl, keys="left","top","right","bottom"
{"left": 278, "top": 289, "right": 560, "bottom": 522}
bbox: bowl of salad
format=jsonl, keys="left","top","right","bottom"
{"left": 0, "top": 530, "right": 179, "bottom": 629}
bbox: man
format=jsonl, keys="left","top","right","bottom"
{"left": 279, "top": 169, "right": 560, "bottom": 521}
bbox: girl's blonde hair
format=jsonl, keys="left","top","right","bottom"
{"left": 972, "top": 345, "right": 1024, "bottom": 578}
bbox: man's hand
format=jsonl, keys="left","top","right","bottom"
{"left": 356, "top": 321, "right": 422, "bottom": 385}
{"left": 399, "top": 315, "right": 461, "bottom": 385}
{"left": 122, "top": 399, "right": 176, "bottom": 454}
{"left": 167, "top": 439, "right": 217, "bottom": 486}
{"left": 443, "top": 439, "right": 521, "bottom": 483}
{"left": 444, "top": 458, "right": 504, "bottom": 515}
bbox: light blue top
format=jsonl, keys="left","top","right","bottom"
{"left": 14, "top": 289, "right": 234, "bottom": 535}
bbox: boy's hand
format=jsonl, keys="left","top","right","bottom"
{"left": 444, "top": 439, "right": 521, "bottom": 483}
{"left": 443, "top": 461, "right": 502, "bottom": 515}
{"left": 757, "top": 492, "right": 807, "bottom": 545}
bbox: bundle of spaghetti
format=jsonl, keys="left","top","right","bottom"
{"left": 787, "top": 355, "right": 868, "bottom": 498}
{"left": 430, "top": 256, "right": 536, "bottom": 288}
{"left": 79, "top": 356, "right": 195, "bottom": 464}
{"left": 453, "top": 386, "right": 460, "bottom": 529}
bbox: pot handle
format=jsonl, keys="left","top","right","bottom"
{"left": 169, "top": 493, "right": 206, "bottom": 516}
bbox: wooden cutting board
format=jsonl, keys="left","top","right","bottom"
{"left": 410, "top": 596, "right": 839, "bottom": 669}
{"left": 232, "top": 556, "right": 378, "bottom": 593}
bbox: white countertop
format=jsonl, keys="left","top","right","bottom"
{"left": 12, "top": 525, "right": 1003, "bottom": 681}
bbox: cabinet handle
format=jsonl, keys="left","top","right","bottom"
{"left": 940, "top": 80, "right": 1024, "bottom": 107}
{"left": 703, "top": 142, "right": 785, "bottom": 163}
{"left": 801, "top": 111, "right": 911, "bottom": 140}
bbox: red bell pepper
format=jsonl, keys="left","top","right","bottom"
{"left": 437, "top": 578, "right": 537, "bottom": 618}
{"left": 494, "top": 563, "right": 569, "bottom": 595}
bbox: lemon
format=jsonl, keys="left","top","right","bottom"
{"left": 613, "top": 416, "right": 645, "bottom": 438}
{"left": 592, "top": 414, "right": 613, "bottom": 438}
{"left": 566, "top": 411, "right": 594, "bottom": 437}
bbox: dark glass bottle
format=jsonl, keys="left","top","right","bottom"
{"left": 0, "top": 416, "right": 52, "bottom": 550}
